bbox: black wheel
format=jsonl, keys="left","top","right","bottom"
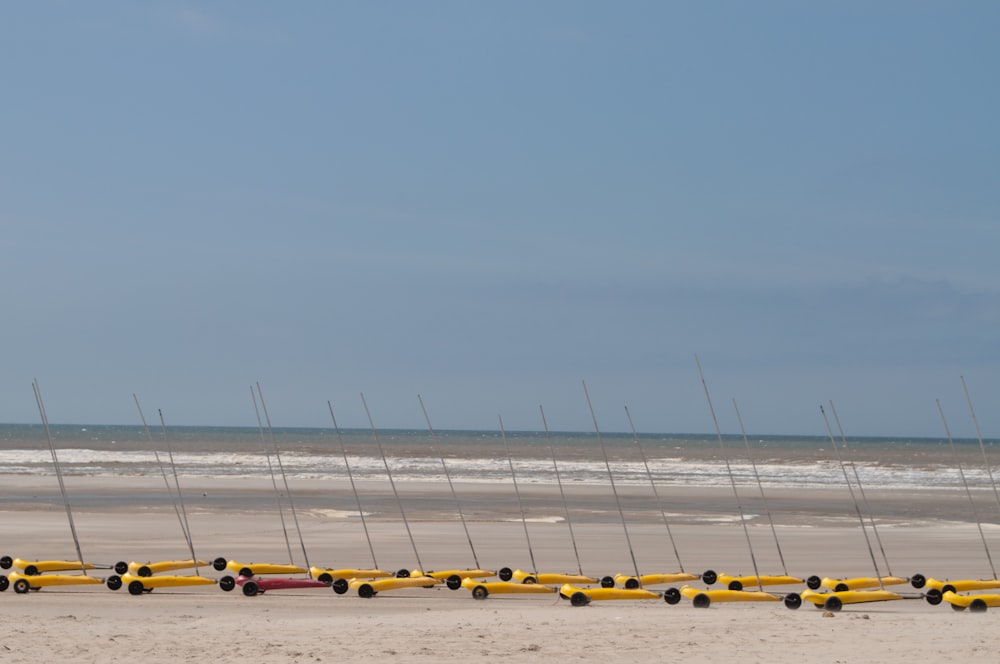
{"left": 317, "top": 573, "right": 333, "bottom": 584}
{"left": 0, "top": 556, "right": 12, "bottom": 569}
{"left": 239, "top": 567, "right": 253, "bottom": 578}
{"left": 824, "top": 596, "right": 843, "bottom": 612}
{"left": 24, "top": 565, "right": 39, "bottom": 576}
{"left": 242, "top": 580, "right": 259, "bottom": 596}
{"left": 472, "top": 584, "right": 488, "bottom": 600}
{"left": 806, "top": 575, "right": 822, "bottom": 590}
{"left": 213, "top": 558, "right": 228, "bottom": 571}
{"left": 498, "top": 567, "right": 513, "bottom": 582}
{"left": 106, "top": 575, "right": 122, "bottom": 591}
{"left": 834, "top": 583, "right": 849, "bottom": 592}
{"left": 692, "top": 592, "right": 711, "bottom": 609}
{"left": 728, "top": 580, "right": 743, "bottom": 591}
{"left": 784, "top": 593, "right": 802, "bottom": 610}
{"left": 663, "top": 587, "right": 681, "bottom": 605}
{"left": 446, "top": 575, "right": 462, "bottom": 590}
{"left": 138, "top": 565, "right": 152, "bottom": 578}
{"left": 970, "top": 598, "right": 988, "bottom": 613}
{"left": 570, "top": 591, "right": 590, "bottom": 607}
{"left": 0, "top": 575, "right": 8, "bottom": 592}
{"left": 522, "top": 576, "right": 537, "bottom": 584}
{"left": 219, "top": 576, "right": 236, "bottom": 592}
{"left": 128, "top": 580, "right": 145, "bottom": 596}
{"left": 358, "top": 583, "right": 374, "bottom": 598}
{"left": 910, "top": 573, "right": 926, "bottom": 589}
{"left": 395, "top": 568, "right": 410, "bottom": 578}
{"left": 951, "top": 602, "right": 967, "bottom": 612}
{"left": 114, "top": 561, "right": 128, "bottom": 575}
{"left": 14, "top": 578, "right": 30, "bottom": 594}
{"left": 942, "top": 584, "right": 956, "bottom": 594}
{"left": 624, "top": 577, "right": 639, "bottom": 590}
{"left": 925, "top": 588, "right": 942, "bottom": 605}
{"left": 600, "top": 576, "right": 615, "bottom": 588}
{"left": 701, "top": 570, "right": 717, "bottom": 585}
{"left": 332, "top": 579, "right": 348, "bottom": 594}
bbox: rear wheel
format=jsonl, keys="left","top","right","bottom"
{"left": 138, "top": 566, "right": 152, "bottom": 577}
{"left": 242, "top": 580, "right": 259, "bottom": 596}
{"left": 970, "top": 598, "right": 988, "bottom": 613}
{"left": 14, "top": 578, "right": 30, "bottom": 594}
{"left": 951, "top": 602, "right": 967, "bottom": 612}
{"left": 728, "top": 580, "right": 743, "bottom": 591}
{"left": 522, "top": 576, "right": 537, "bottom": 584}
{"left": 395, "top": 569, "right": 410, "bottom": 578}
{"left": 784, "top": 593, "right": 802, "bottom": 610}
{"left": 332, "top": 579, "right": 348, "bottom": 594}
{"left": 663, "top": 587, "right": 681, "bottom": 605}
{"left": 219, "top": 576, "right": 236, "bottom": 592}
{"left": 834, "top": 583, "right": 849, "bottom": 592}
{"left": 692, "top": 593, "right": 711, "bottom": 609}
{"left": 570, "top": 591, "right": 590, "bottom": 607}
{"left": 0, "top": 575, "right": 8, "bottom": 592}
{"left": 942, "top": 584, "right": 956, "bottom": 594}
{"left": 624, "top": 578, "right": 639, "bottom": 590}
{"left": 106, "top": 575, "right": 122, "bottom": 591}
{"left": 824, "top": 596, "right": 843, "bottom": 612}
{"left": 317, "top": 573, "right": 333, "bottom": 584}
{"left": 128, "top": 580, "right": 145, "bottom": 596}
{"left": 472, "top": 585, "right": 488, "bottom": 600}
{"left": 24, "top": 565, "right": 39, "bottom": 576}
{"left": 358, "top": 583, "right": 375, "bottom": 598}
{"left": 239, "top": 567, "right": 253, "bottom": 579}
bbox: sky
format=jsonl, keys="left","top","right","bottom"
{"left": 1, "top": 2, "right": 998, "bottom": 438}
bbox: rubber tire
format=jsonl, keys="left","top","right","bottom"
{"left": 472, "top": 585, "right": 488, "bottom": 600}
{"left": 701, "top": 570, "right": 717, "bottom": 586}
{"left": 806, "top": 575, "right": 822, "bottom": 590}
{"left": 114, "top": 561, "right": 129, "bottom": 575}
{"left": 834, "top": 583, "right": 849, "bottom": 592}
{"left": 925, "top": 589, "right": 942, "bottom": 605}
{"left": 239, "top": 567, "right": 253, "bottom": 579}
{"left": 332, "top": 579, "right": 348, "bottom": 595}
{"left": 358, "top": 583, "right": 374, "bottom": 598}
{"left": 138, "top": 565, "right": 152, "bottom": 577}
{"left": 692, "top": 593, "right": 711, "bottom": 609}
{"left": 824, "top": 596, "right": 843, "bottom": 612}
{"left": 395, "top": 569, "right": 410, "bottom": 578}
{"left": 213, "top": 558, "right": 228, "bottom": 571}
{"left": 942, "top": 584, "right": 956, "bottom": 594}
{"left": 498, "top": 567, "right": 513, "bottom": 582}
{"left": 317, "top": 573, "right": 333, "bottom": 584}
{"left": 951, "top": 602, "right": 967, "bottom": 612}
{"left": 570, "top": 591, "right": 590, "bottom": 607}
{"left": 600, "top": 576, "right": 615, "bottom": 588}
{"left": 910, "top": 573, "right": 926, "bottom": 589}
{"left": 728, "top": 580, "right": 743, "bottom": 591}
{"left": 128, "top": 580, "right": 145, "bottom": 596}
{"left": 219, "top": 576, "right": 236, "bottom": 592}
{"left": 663, "top": 587, "right": 681, "bottom": 605}
{"left": 106, "top": 575, "right": 123, "bottom": 591}
{"left": 0, "top": 556, "right": 12, "bottom": 569}
{"left": 242, "top": 580, "right": 259, "bottom": 596}
{"left": 624, "top": 578, "right": 639, "bottom": 590}
{"left": 14, "top": 578, "right": 30, "bottom": 594}
{"left": 446, "top": 575, "right": 462, "bottom": 590}
{"left": 24, "top": 565, "right": 39, "bottom": 576}
{"left": 970, "top": 598, "right": 988, "bottom": 613}
{"left": 784, "top": 593, "right": 802, "bottom": 610}
{"left": 0, "top": 575, "right": 8, "bottom": 592}
{"left": 522, "top": 576, "right": 537, "bottom": 584}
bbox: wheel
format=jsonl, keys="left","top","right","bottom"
{"left": 784, "top": 593, "right": 802, "bottom": 610}
{"left": 138, "top": 565, "right": 152, "bottom": 577}
{"left": 806, "top": 575, "right": 821, "bottom": 590}
{"left": 114, "top": 561, "right": 128, "bottom": 575}
{"left": 925, "top": 589, "right": 942, "bottom": 605}
{"left": 106, "top": 575, "right": 123, "bottom": 591}
{"left": 910, "top": 573, "right": 926, "bottom": 589}
{"left": 663, "top": 587, "right": 681, "bottom": 605}
{"left": 213, "top": 558, "right": 228, "bottom": 571}
{"left": 332, "top": 579, "right": 348, "bottom": 594}
{"left": 834, "top": 583, "right": 849, "bottom": 592}
{"left": 701, "top": 570, "right": 717, "bottom": 585}
{"left": 951, "top": 602, "right": 967, "bottom": 612}
{"left": 570, "top": 591, "right": 590, "bottom": 607}
{"left": 358, "top": 583, "right": 375, "bottom": 598}
{"left": 239, "top": 567, "right": 253, "bottom": 578}
{"left": 128, "top": 580, "right": 145, "bottom": 596}
{"left": 14, "top": 578, "right": 30, "bottom": 594}
{"left": 624, "top": 578, "right": 639, "bottom": 590}
{"left": 823, "top": 596, "right": 843, "bottom": 612}
{"left": 0, "top": 556, "right": 12, "bottom": 569}
{"left": 242, "top": 580, "right": 260, "bottom": 596}
{"left": 942, "top": 584, "right": 956, "bottom": 594}
{"left": 219, "top": 576, "right": 236, "bottom": 592}
{"left": 0, "top": 575, "right": 8, "bottom": 592}
{"left": 600, "top": 576, "right": 615, "bottom": 588}
{"left": 24, "top": 565, "right": 39, "bottom": 576}
{"left": 472, "top": 585, "right": 489, "bottom": 600}
{"left": 498, "top": 567, "right": 513, "bottom": 582}
{"left": 395, "top": 568, "right": 410, "bottom": 578}
{"left": 692, "top": 593, "right": 711, "bottom": 609}
{"left": 522, "top": 576, "right": 537, "bottom": 584}
{"left": 317, "top": 573, "right": 333, "bottom": 584}
{"left": 728, "top": 580, "right": 743, "bottom": 591}
{"left": 970, "top": 598, "right": 988, "bottom": 613}
{"left": 446, "top": 575, "right": 462, "bottom": 590}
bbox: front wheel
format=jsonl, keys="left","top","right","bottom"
{"left": 910, "top": 573, "right": 926, "bottom": 589}
{"left": 0, "top": 556, "right": 12, "bottom": 570}
{"left": 114, "top": 561, "right": 128, "bottom": 575}
{"left": 332, "top": 579, "right": 348, "bottom": 595}
{"left": 806, "top": 576, "right": 822, "bottom": 590}
{"left": 106, "top": 575, "right": 123, "bottom": 591}
{"left": 498, "top": 567, "right": 513, "bottom": 582}
{"left": 213, "top": 558, "right": 228, "bottom": 571}
{"left": 663, "top": 587, "right": 681, "bottom": 605}
{"left": 446, "top": 575, "right": 462, "bottom": 590}
{"left": 701, "top": 570, "right": 717, "bottom": 586}
{"left": 925, "top": 589, "right": 942, "bottom": 605}
{"left": 600, "top": 576, "right": 615, "bottom": 588}
{"left": 784, "top": 593, "right": 802, "bottom": 610}
{"left": 219, "top": 576, "right": 236, "bottom": 592}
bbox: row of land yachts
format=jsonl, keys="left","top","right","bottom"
{"left": 2, "top": 554, "right": 999, "bottom": 612}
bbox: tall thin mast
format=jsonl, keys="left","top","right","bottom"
{"left": 539, "top": 404, "right": 584, "bottom": 576}
{"left": 961, "top": 376, "right": 1000, "bottom": 513}
{"left": 499, "top": 414, "right": 538, "bottom": 578}
{"left": 327, "top": 401, "right": 379, "bottom": 570}
{"left": 250, "top": 386, "right": 295, "bottom": 565}
{"left": 134, "top": 394, "right": 189, "bottom": 545}
{"left": 157, "top": 408, "right": 201, "bottom": 575}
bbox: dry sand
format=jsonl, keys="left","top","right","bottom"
{"left": 1, "top": 476, "right": 998, "bottom": 663}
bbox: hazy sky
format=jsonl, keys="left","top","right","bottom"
{"left": 2, "top": 2, "right": 997, "bottom": 437}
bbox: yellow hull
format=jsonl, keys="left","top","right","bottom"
{"left": 560, "top": 583, "right": 660, "bottom": 605}
{"left": 801, "top": 588, "right": 902, "bottom": 610}
{"left": 511, "top": 569, "right": 597, "bottom": 585}
{"left": 12, "top": 558, "right": 97, "bottom": 574}
{"left": 681, "top": 584, "right": 781, "bottom": 607}
{"left": 8, "top": 571, "right": 104, "bottom": 592}
{"left": 419, "top": 568, "right": 494, "bottom": 581}
{"left": 127, "top": 560, "right": 211, "bottom": 576}
{"left": 349, "top": 575, "right": 440, "bottom": 596}
{"left": 310, "top": 566, "right": 394, "bottom": 582}
{"left": 820, "top": 576, "right": 908, "bottom": 591}
{"left": 226, "top": 560, "right": 307, "bottom": 577}
{"left": 120, "top": 572, "right": 216, "bottom": 594}
{"left": 925, "top": 577, "right": 1000, "bottom": 593}
{"left": 717, "top": 573, "right": 803, "bottom": 589}
{"left": 614, "top": 572, "right": 699, "bottom": 588}
{"left": 942, "top": 590, "right": 1000, "bottom": 611}
{"left": 462, "top": 577, "right": 557, "bottom": 599}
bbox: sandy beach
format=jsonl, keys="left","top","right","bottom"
{"left": 2, "top": 475, "right": 999, "bottom": 663}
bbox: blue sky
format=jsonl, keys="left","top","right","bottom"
{"left": 2, "top": 2, "right": 997, "bottom": 437}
